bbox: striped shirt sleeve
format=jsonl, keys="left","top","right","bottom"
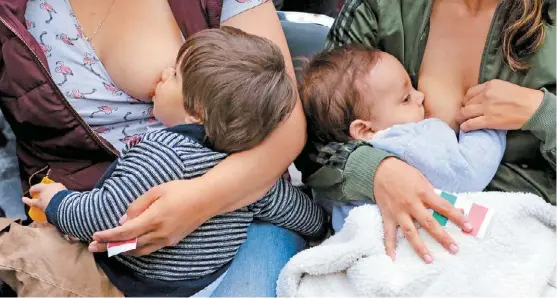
{"left": 48, "top": 138, "right": 186, "bottom": 242}
{"left": 249, "top": 178, "right": 326, "bottom": 237}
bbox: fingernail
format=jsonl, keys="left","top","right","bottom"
{"left": 449, "top": 244, "right": 459, "bottom": 254}
{"left": 387, "top": 252, "right": 396, "bottom": 261}
{"left": 88, "top": 245, "right": 98, "bottom": 253}
{"left": 464, "top": 222, "right": 473, "bottom": 232}
{"left": 119, "top": 214, "right": 128, "bottom": 225}
{"left": 424, "top": 253, "right": 433, "bottom": 264}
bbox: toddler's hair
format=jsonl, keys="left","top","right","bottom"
{"left": 178, "top": 27, "right": 297, "bottom": 152}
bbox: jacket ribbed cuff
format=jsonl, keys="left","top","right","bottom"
{"left": 522, "top": 88, "right": 556, "bottom": 150}
{"left": 343, "top": 146, "right": 394, "bottom": 203}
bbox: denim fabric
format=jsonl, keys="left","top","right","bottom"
{"left": 0, "top": 112, "right": 24, "bottom": 219}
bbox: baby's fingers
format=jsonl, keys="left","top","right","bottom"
{"left": 22, "top": 197, "right": 38, "bottom": 208}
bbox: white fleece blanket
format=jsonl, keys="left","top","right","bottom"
{"left": 277, "top": 192, "right": 556, "bottom": 297}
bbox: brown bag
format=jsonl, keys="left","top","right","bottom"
{"left": 0, "top": 219, "right": 122, "bottom": 297}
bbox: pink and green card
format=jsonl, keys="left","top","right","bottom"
{"left": 432, "top": 189, "right": 495, "bottom": 239}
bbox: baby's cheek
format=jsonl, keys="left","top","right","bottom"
{"left": 151, "top": 104, "right": 160, "bottom": 120}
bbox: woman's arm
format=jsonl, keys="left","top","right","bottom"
{"left": 208, "top": 0, "right": 306, "bottom": 213}
{"left": 369, "top": 119, "right": 506, "bottom": 193}
{"left": 521, "top": 88, "right": 556, "bottom": 169}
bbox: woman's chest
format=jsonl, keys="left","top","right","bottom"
{"left": 417, "top": 6, "right": 494, "bottom": 130}
{"left": 72, "top": 0, "right": 184, "bottom": 100}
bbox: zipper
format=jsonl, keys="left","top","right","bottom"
{"left": 0, "top": 17, "right": 119, "bottom": 157}
{"left": 477, "top": 2, "right": 503, "bottom": 84}
{"left": 24, "top": 165, "right": 50, "bottom": 195}
{"left": 412, "top": 0, "right": 434, "bottom": 86}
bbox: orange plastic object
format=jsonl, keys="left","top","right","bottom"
{"left": 28, "top": 177, "right": 55, "bottom": 222}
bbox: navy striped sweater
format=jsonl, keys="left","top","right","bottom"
{"left": 45, "top": 124, "right": 325, "bottom": 296}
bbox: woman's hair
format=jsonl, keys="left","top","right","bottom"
{"left": 299, "top": 44, "right": 380, "bottom": 144}
{"left": 176, "top": 27, "right": 296, "bottom": 153}
{"left": 500, "top": 0, "right": 555, "bottom": 71}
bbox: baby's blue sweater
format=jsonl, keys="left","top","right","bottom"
{"left": 330, "top": 118, "right": 506, "bottom": 232}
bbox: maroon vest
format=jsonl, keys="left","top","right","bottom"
{"left": 0, "top": 0, "right": 223, "bottom": 193}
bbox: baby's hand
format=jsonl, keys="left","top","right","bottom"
{"left": 23, "top": 183, "right": 67, "bottom": 211}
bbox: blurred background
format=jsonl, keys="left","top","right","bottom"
{"left": 275, "top": 0, "right": 344, "bottom": 17}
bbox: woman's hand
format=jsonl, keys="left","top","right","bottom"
{"left": 89, "top": 179, "right": 214, "bottom": 256}
{"left": 459, "top": 79, "right": 544, "bottom": 132}
{"left": 374, "top": 158, "right": 472, "bottom": 263}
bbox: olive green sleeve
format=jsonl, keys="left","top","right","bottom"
{"left": 522, "top": 88, "right": 556, "bottom": 170}
{"left": 325, "top": 0, "right": 379, "bottom": 50}
{"left": 343, "top": 146, "right": 394, "bottom": 203}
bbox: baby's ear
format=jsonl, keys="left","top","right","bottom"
{"left": 185, "top": 114, "right": 202, "bottom": 124}
{"left": 349, "top": 119, "right": 375, "bottom": 141}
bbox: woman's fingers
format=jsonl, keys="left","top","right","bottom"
{"left": 397, "top": 214, "right": 432, "bottom": 264}
{"left": 383, "top": 218, "right": 398, "bottom": 261}
{"left": 124, "top": 186, "right": 164, "bottom": 221}
{"left": 89, "top": 232, "right": 162, "bottom": 256}
{"left": 88, "top": 241, "right": 107, "bottom": 253}
{"left": 93, "top": 211, "right": 157, "bottom": 244}
{"left": 90, "top": 228, "right": 161, "bottom": 256}
{"left": 459, "top": 104, "right": 483, "bottom": 121}
{"left": 426, "top": 192, "right": 473, "bottom": 233}
{"left": 463, "top": 82, "right": 486, "bottom": 105}
{"left": 125, "top": 237, "right": 164, "bottom": 256}
{"left": 414, "top": 206, "right": 458, "bottom": 254}
{"left": 129, "top": 243, "right": 164, "bottom": 256}
{"left": 460, "top": 115, "right": 488, "bottom": 132}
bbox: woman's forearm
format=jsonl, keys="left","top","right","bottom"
{"left": 522, "top": 88, "right": 556, "bottom": 169}
{"left": 201, "top": 104, "right": 306, "bottom": 215}
{"left": 197, "top": 0, "right": 306, "bottom": 215}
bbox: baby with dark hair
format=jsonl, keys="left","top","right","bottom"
{"left": 300, "top": 44, "right": 505, "bottom": 232}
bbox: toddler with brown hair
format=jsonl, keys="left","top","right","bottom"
{"left": 1, "top": 27, "right": 325, "bottom": 297}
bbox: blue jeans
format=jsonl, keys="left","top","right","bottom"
{"left": 0, "top": 113, "right": 25, "bottom": 219}
{"left": 211, "top": 222, "right": 306, "bottom": 297}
